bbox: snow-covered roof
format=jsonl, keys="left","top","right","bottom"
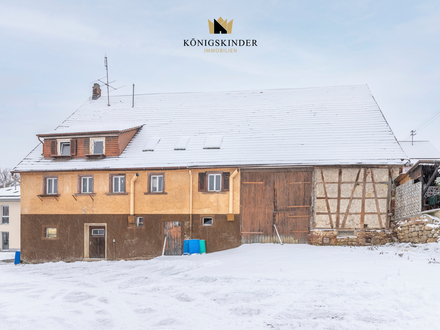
{"left": 0, "top": 186, "right": 20, "bottom": 201}
{"left": 14, "top": 85, "right": 407, "bottom": 172}
{"left": 399, "top": 141, "right": 440, "bottom": 161}
{"left": 38, "top": 123, "right": 142, "bottom": 136}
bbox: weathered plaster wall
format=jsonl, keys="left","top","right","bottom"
{"left": 395, "top": 179, "right": 421, "bottom": 220}
{"left": 21, "top": 168, "right": 240, "bottom": 216}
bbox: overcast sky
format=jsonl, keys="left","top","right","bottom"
{"left": 1, "top": 1, "right": 439, "bottom": 169}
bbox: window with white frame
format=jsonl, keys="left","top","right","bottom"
{"left": 151, "top": 175, "right": 164, "bottom": 193}
{"left": 46, "top": 177, "right": 58, "bottom": 195}
{"left": 45, "top": 227, "right": 57, "bottom": 238}
{"left": 58, "top": 140, "right": 70, "bottom": 156}
{"left": 81, "top": 176, "right": 93, "bottom": 193}
{"left": 208, "top": 174, "right": 222, "bottom": 191}
{"left": 91, "top": 138, "right": 105, "bottom": 154}
{"left": 113, "top": 175, "right": 125, "bottom": 193}
{"left": 1, "top": 206, "right": 9, "bottom": 224}
{"left": 91, "top": 229, "right": 105, "bottom": 236}
{"left": 202, "top": 217, "right": 213, "bottom": 226}
{"left": 137, "top": 217, "right": 144, "bottom": 227}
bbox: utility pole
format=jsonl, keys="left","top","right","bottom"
{"left": 410, "top": 130, "right": 416, "bottom": 145}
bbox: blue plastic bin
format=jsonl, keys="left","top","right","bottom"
{"left": 14, "top": 251, "right": 20, "bottom": 265}
{"left": 183, "top": 240, "right": 190, "bottom": 255}
{"left": 188, "top": 239, "right": 200, "bottom": 254}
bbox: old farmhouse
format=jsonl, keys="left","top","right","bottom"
{"left": 14, "top": 85, "right": 408, "bottom": 263}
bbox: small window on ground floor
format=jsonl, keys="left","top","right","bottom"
{"left": 45, "top": 228, "right": 57, "bottom": 238}
{"left": 202, "top": 217, "right": 213, "bottom": 226}
{"left": 137, "top": 217, "right": 144, "bottom": 227}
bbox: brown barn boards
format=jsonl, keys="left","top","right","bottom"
{"left": 241, "top": 169, "right": 312, "bottom": 244}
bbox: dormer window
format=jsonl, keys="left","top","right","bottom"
{"left": 91, "top": 138, "right": 105, "bottom": 155}
{"left": 58, "top": 140, "right": 71, "bottom": 156}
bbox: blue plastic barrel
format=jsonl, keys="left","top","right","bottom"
{"left": 188, "top": 239, "right": 200, "bottom": 254}
{"left": 14, "top": 251, "right": 20, "bottom": 265}
{"left": 183, "top": 240, "right": 189, "bottom": 255}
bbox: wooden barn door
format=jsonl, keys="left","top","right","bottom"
{"left": 164, "top": 221, "right": 182, "bottom": 255}
{"left": 274, "top": 171, "right": 312, "bottom": 243}
{"left": 241, "top": 170, "right": 311, "bottom": 244}
{"left": 89, "top": 226, "right": 105, "bottom": 258}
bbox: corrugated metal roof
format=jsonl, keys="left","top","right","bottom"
{"left": 399, "top": 141, "right": 440, "bottom": 161}
{"left": 14, "top": 85, "right": 407, "bottom": 172}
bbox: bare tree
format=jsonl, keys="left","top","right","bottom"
{"left": 0, "top": 168, "right": 20, "bottom": 188}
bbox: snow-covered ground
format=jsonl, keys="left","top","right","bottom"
{"left": 1, "top": 244, "right": 440, "bottom": 330}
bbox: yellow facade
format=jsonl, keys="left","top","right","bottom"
{"left": 21, "top": 169, "right": 241, "bottom": 216}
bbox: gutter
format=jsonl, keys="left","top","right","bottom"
{"left": 129, "top": 173, "right": 139, "bottom": 216}
{"left": 189, "top": 170, "right": 193, "bottom": 239}
{"left": 228, "top": 169, "right": 239, "bottom": 216}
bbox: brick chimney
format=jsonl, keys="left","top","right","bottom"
{"left": 92, "top": 83, "right": 101, "bottom": 100}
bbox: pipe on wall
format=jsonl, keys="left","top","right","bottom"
{"left": 130, "top": 173, "right": 139, "bottom": 215}
{"left": 229, "top": 169, "right": 239, "bottom": 214}
{"left": 189, "top": 169, "right": 193, "bottom": 239}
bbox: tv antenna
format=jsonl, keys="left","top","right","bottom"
{"left": 91, "top": 56, "right": 125, "bottom": 106}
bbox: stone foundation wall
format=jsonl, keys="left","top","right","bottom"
{"left": 308, "top": 229, "right": 393, "bottom": 246}
{"left": 395, "top": 179, "right": 421, "bottom": 219}
{"left": 393, "top": 215, "right": 440, "bottom": 244}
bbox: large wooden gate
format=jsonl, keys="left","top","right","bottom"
{"left": 241, "top": 170, "right": 312, "bottom": 244}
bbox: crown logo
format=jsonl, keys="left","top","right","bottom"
{"left": 208, "top": 17, "right": 233, "bottom": 34}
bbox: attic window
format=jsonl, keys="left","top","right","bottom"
{"left": 203, "top": 135, "right": 223, "bottom": 149}
{"left": 91, "top": 138, "right": 105, "bottom": 154}
{"left": 59, "top": 140, "right": 70, "bottom": 155}
{"left": 143, "top": 137, "right": 161, "bottom": 152}
{"left": 174, "top": 136, "right": 190, "bottom": 150}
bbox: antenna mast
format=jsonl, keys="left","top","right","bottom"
{"left": 105, "top": 56, "right": 110, "bottom": 106}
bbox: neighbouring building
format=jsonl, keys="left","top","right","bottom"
{"left": 0, "top": 186, "right": 20, "bottom": 251}
{"left": 14, "top": 84, "right": 407, "bottom": 263}
{"left": 399, "top": 141, "right": 440, "bottom": 172}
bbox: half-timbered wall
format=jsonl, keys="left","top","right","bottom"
{"left": 313, "top": 167, "right": 396, "bottom": 230}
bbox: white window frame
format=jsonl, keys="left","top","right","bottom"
{"left": 46, "top": 177, "right": 58, "bottom": 195}
{"left": 1, "top": 205, "right": 9, "bottom": 224}
{"left": 81, "top": 176, "right": 93, "bottom": 194}
{"left": 202, "top": 217, "right": 213, "bottom": 226}
{"left": 208, "top": 174, "right": 222, "bottom": 192}
{"left": 58, "top": 139, "right": 71, "bottom": 156}
{"left": 150, "top": 175, "right": 164, "bottom": 193}
{"left": 90, "top": 138, "right": 105, "bottom": 155}
{"left": 137, "top": 217, "right": 144, "bottom": 227}
{"left": 45, "top": 228, "right": 57, "bottom": 238}
{"left": 1, "top": 232, "right": 9, "bottom": 250}
{"left": 113, "top": 175, "right": 125, "bottom": 193}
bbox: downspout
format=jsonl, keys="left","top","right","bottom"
{"left": 189, "top": 170, "right": 193, "bottom": 239}
{"left": 229, "top": 169, "right": 239, "bottom": 214}
{"left": 130, "top": 173, "right": 139, "bottom": 216}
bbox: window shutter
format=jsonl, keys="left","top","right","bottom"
{"left": 43, "top": 177, "right": 47, "bottom": 195}
{"left": 70, "top": 139, "right": 77, "bottom": 156}
{"left": 222, "top": 172, "right": 230, "bottom": 192}
{"left": 50, "top": 140, "right": 56, "bottom": 155}
{"left": 198, "top": 172, "right": 206, "bottom": 192}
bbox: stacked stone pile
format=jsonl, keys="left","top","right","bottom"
{"left": 394, "top": 215, "right": 440, "bottom": 243}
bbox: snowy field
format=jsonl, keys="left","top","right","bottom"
{"left": 1, "top": 244, "right": 440, "bottom": 330}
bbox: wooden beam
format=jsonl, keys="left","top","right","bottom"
{"left": 370, "top": 169, "right": 383, "bottom": 228}
{"left": 341, "top": 169, "right": 361, "bottom": 228}
{"left": 320, "top": 169, "right": 334, "bottom": 229}
{"left": 336, "top": 169, "right": 342, "bottom": 228}
{"left": 360, "top": 168, "right": 367, "bottom": 229}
